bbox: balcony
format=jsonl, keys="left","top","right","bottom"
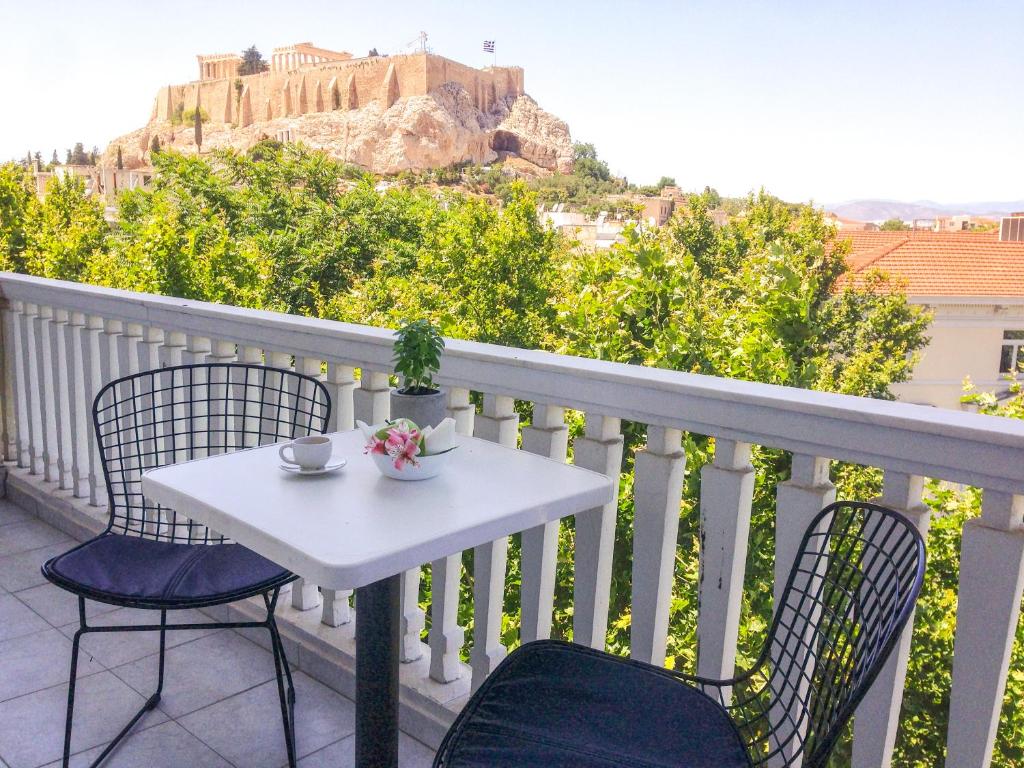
{"left": 0, "top": 273, "right": 1022, "bottom": 768}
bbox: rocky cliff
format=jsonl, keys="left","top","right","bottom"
{"left": 103, "top": 82, "right": 572, "bottom": 175}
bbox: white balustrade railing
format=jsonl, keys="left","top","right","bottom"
{"left": 1, "top": 273, "right": 1023, "bottom": 767}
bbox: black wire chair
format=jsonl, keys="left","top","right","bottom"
{"left": 42, "top": 363, "right": 331, "bottom": 768}
{"left": 433, "top": 500, "right": 926, "bottom": 768}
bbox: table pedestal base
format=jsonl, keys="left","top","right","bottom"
{"left": 355, "top": 574, "right": 401, "bottom": 768}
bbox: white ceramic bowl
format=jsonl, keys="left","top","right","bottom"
{"left": 369, "top": 449, "right": 456, "bottom": 481}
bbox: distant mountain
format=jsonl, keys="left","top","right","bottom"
{"left": 828, "top": 199, "right": 1024, "bottom": 222}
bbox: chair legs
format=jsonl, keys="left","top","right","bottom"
{"left": 265, "top": 590, "right": 298, "bottom": 768}
{"left": 60, "top": 590, "right": 296, "bottom": 768}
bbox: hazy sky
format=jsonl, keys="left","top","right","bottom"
{"left": 1, "top": 0, "right": 1021, "bottom": 204}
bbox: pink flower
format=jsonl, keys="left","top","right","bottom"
{"left": 364, "top": 435, "right": 387, "bottom": 455}
{"left": 383, "top": 426, "right": 421, "bottom": 470}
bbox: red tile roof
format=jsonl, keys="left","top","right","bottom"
{"left": 840, "top": 230, "right": 1024, "bottom": 298}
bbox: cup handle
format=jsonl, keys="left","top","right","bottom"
{"left": 279, "top": 444, "right": 297, "bottom": 465}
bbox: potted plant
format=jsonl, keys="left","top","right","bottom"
{"left": 390, "top": 318, "right": 447, "bottom": 428}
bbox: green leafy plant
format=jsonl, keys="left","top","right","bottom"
{"left": 392, "top": 319, "right": 445, "bottom": 394}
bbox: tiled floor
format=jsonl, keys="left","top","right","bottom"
{"left": 0, "top": 501, "right": 435, "bottom": 768}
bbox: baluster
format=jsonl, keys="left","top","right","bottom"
{"left": 519, "top": 404, "right": 568, "bottom": 643}
{"left": 158, "top": 331, "right": 187, "bottom": 368}
{"left": 207, "top": 340, "right": 236, "bottom": 455}
{"left": 234, "top": 346, "right": 263, "bottom": 449}
{"left": 353, "top": 368, "right": 390, "bottom": 425}
{"left": 947, "top": 491, "right": 1024, "bottom": 768}
{"left": 1, "top": 304, "right": 18, "bottom": 462}
{"left": 770, "top": 454, "right": 835, "bottom": 767}
{"left": 47, "top": 309, "right": 73, "bottom": 489}
{"left": 182, "top": 334, "right": 211, "bottom": 365}
{"left": 696, "top": 439, "right": 754, "bottom": 693}
{"left": 10, "top": 303, "right": 31, "bottom": 469}
{"left": 572, "top": 414, "right": 623, "bottom": 649}
{"left": 20, "top": 303, "right": 43, "bottom": 475}
{"left": 78, "top": 316, "right": 105, "bottom": 505}
{"left": 33, "top": 305, "right": 60, "bottom": 481}
{"left": 136, "top": 326, "right": 163, "bottom": 373}
{"left": 291, "top": 356, "right": 323, "bottom": 613}
{"left": 325, "top": 363, "right": 356, "bottom": 433}
{"left": 116, "top": 323, "right": 143, "bottom": 379}
{"left": 399, "top": 567, "right": 425, "bottom": 662}
{"left": 426, "top": 388, "right": 475, "bottom": 682}
{"left": 469, "top": 394, "right": 518, "bottom": 691}
{"left": 852, "top": 472, "right": 930, "bottom": 768}
{"left": 630, "top": 426, "right": 685, "bottom": 666}
{"left": 446, "top": 386, "right": 475, "bottom": 435}
{"left": 63, "top": 313, "right": 89, "bottom": 498}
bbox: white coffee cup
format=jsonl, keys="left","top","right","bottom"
{"left": 279, "top": 435, "right": 333, "bottom": 470}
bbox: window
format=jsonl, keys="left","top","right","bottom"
{"left": 999, "top": 330, "right": 1024, "bottom": 373}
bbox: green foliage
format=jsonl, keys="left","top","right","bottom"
{"left": 393, "top": 319, "right": 445, "bottom": 393}
{"left": 238, "top": 45, "right": 269, "bottom": 76}
{"left": 183, "top": 107, "right": 210, "bottom": 124}
{"left": 66, "top": 142, "right": 92, "bottom": 166}
{"left": 24, "top": 174, "right": 108, "bottom": 280}
{"left": 0, "top": 163, "right": 34, "bottom": 271}
{"left": 880, "top": 218, "right": 911, "bottom": 231}
{"left": 572, "top": 142, "right": 611, "bottom": 182}
{"left": 150, "top": 135, "right": 161, "bottom": 155}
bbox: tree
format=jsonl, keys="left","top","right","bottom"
{"left": 656, "top": 176, "right": 676, "bottom": 189}
{"left": 368, "top": 48, "right": 380, "bottom": 57}
{"left": 0, "top": 163, "right": 35, "bottom": 271}
{"left": 238, "top": 45, "right": 269, "bottom": 76}
{"left": 24, "top": 173, "right": 108, "bottom": 280}
{"left": 116, "top": 146, "right": 123, "bottom": 170}
{"left": 194, "top": 98, "right": 203, "bottom": 151}
{"left": 571, "top": 142, "right": 611, "bottom": 182}
{"left": 880, "top": 218, "right": 910, "bottom": 231}
{"left": 51, "top": 150, "right": 59, "bottom": 166}
{"left": 703, "top": 185, "right": 722, "bottom": 208}
{"left": 150, "top": 135, "right": 162, "bottom": 155}
{"left": 33, "top": 152, "right": 42, "bottom": 172}
{"left": 68, "top": 142, "right": 90, "bottom": 165}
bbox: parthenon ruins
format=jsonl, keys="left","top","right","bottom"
{"left": 169, "top": 41, "right": 525, "bottom": 127}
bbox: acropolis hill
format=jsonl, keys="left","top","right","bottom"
{"left": 103, "top": 42, "right": 574, "bottom": 175}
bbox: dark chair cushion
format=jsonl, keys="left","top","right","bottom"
{"left": 43, "top": 533, "right": 292, "bottom": 608}
{"left": 438, "top": 640, "right": 750, "bottom": 768}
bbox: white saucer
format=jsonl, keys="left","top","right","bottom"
{"left": 279, "top": 458, "right": 347, "bottom": 476}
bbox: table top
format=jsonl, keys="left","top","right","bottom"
{"left": 141, "top": 429, "right": 615, "bottom": 590}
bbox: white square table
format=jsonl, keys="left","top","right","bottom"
{"left": 142, "top": 428, "right": 615, "bottom": 768}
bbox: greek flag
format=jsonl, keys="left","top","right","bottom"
{"left": 483, "top": 40, "right": 495, "bottom": 53}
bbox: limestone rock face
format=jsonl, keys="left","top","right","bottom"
{"left": 103, "top": 82, "right": 572, "bottom": 175}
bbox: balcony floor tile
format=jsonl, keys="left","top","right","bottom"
{"left": 12, "top": 583, "right": 120, "bottom": 628}
{"left": 0, "top": 521, "right": 70, "bottom": 558}
{"left": 57, "top": 607, "right": 221, "bottom": 669}
{"left": 38, "top": 721, "right": 232, "bottom": 768}
{"left": 0, "top": 628, "right": 105, "bottom": 704}
{"left": 297, "top": 733, "right": 435, "bottom": 768}
{"left": 179, "top": 672, "right": 356, "bottom": 767}
{"left": 110, "top": 630, "right": 276, "bottom": 719}
{"left": 0, "top": 542, "right": 76, "bottom": 593}
{"left": 0, "top": 593, "right": 49, "bottom": 642}
{"left": 0, "top": 671, "right": 169, "bottom": 768}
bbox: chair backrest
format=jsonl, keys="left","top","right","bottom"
{"left": 732, "top": 501, "right": 925, "bottom": 767}
{"left": 93, "top": 363, "right": 332, "bottom": 544}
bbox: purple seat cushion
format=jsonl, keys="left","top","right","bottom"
{"left": 44, "top": 533, "right": 291, "bottom": 607}
{"left": 440, "top": 640, "right": 750, "bottom": 768}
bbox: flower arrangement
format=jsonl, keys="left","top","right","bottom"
{"left": 358, "top": 417, "right": 457, "bottom": 480}
{"left": 364, "top": 418, "right": 423, "bottom": 470}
